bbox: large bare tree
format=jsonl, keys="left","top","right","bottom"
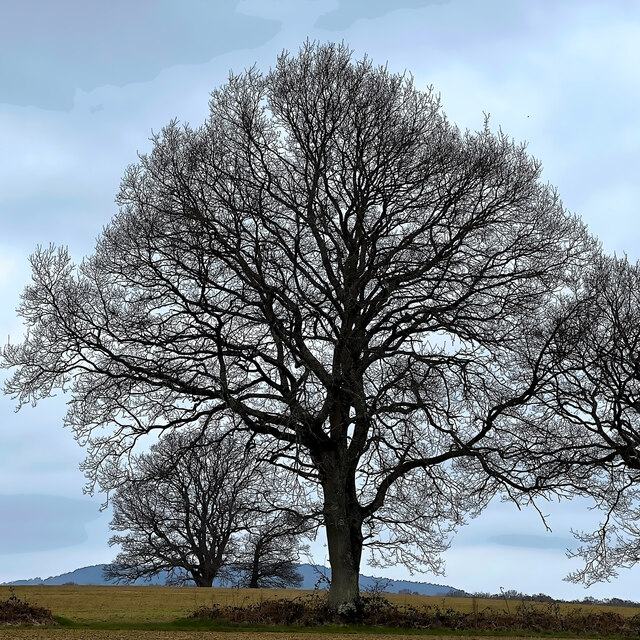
{"left": 2, "top": 42, "right": 597, "bottom": 608}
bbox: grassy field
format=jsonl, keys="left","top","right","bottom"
{"left": 2, "top": 584, "right": 640, "bottom": 639}
{"left": 2, "top": 584, "right": 639, "bottom": 623}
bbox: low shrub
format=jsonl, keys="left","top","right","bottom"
{"left": 191, "top": 591, "right": 640, "bottom": 635}
{"left": 192, "top": 592, "right": 329, "bottom": 626}
{"left": 0, "top": 588, "right": 57, "bottom": 626}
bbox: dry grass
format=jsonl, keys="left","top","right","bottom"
{"left": 388, "top": 592, "right": 640, "bottom": 618}
{"left": 0, "top": 585, "right": 310, "bottom": 623}
{"left": 3, "top": 584, "right": 639, "bottom": 625}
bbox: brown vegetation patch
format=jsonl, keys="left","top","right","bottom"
{"left": 0, "top": 588, "right": 57, "bottom": 626}
{"left": 192, "top": 593, "right": 640, "bottom": 635}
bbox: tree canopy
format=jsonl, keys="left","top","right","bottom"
{"left": 2, "top": 41, "right": 599, "bottom": 608}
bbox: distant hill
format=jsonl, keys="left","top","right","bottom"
{"left": 2, "top": 563, "right": 464, "bottom": 595}
{"left": 1, "top": 564, "right": 166, "bottom": 587}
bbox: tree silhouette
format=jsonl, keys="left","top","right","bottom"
{"left": 2, "top": 42, "right": 597, "bottom": 607}
{"left": 540, "top": 256, "right": 640, "bottom": 585}
{"left": 234, "top": 510, "right": 308, "bottom": 588}
{"left": 104, "top": 427, "right": 306, "bottom": 587}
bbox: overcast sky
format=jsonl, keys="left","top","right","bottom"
{"left": 2, "top": 0, "right": 640, "bottom": 599}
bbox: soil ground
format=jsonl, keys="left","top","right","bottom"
{"left": 0, "top": 633, "right": 599, "bottom": 640}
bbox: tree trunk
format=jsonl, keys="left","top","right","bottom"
{"left": 193, "top": 573, "right": 214, "bottom": 587}
{"left": 248, "top": 544, "right": 261, "bottom": 588}
{"left": 192, "top": 561, "right": 218, "bottom": 587}
{"left": 322, "top": 473, "right": 364, "bottom": 610}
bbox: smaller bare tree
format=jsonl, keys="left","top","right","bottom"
{"left": 103, "top": 427, "right": 303, "bottom": 587}
{"left": 235, "top": 510, "right": 310, "bottom": 588}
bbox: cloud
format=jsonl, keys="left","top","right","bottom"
{"left": 487, "top": 534, "right": 574, "bottom": 551}
{"left": 0, "top": 0, "right": 280, "bottom": 111}
{"left": 0, "top": 494, "right": 100, "bottom": 554}
{"left": 315, "top": 0, "right": 449, "bottom": 30}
